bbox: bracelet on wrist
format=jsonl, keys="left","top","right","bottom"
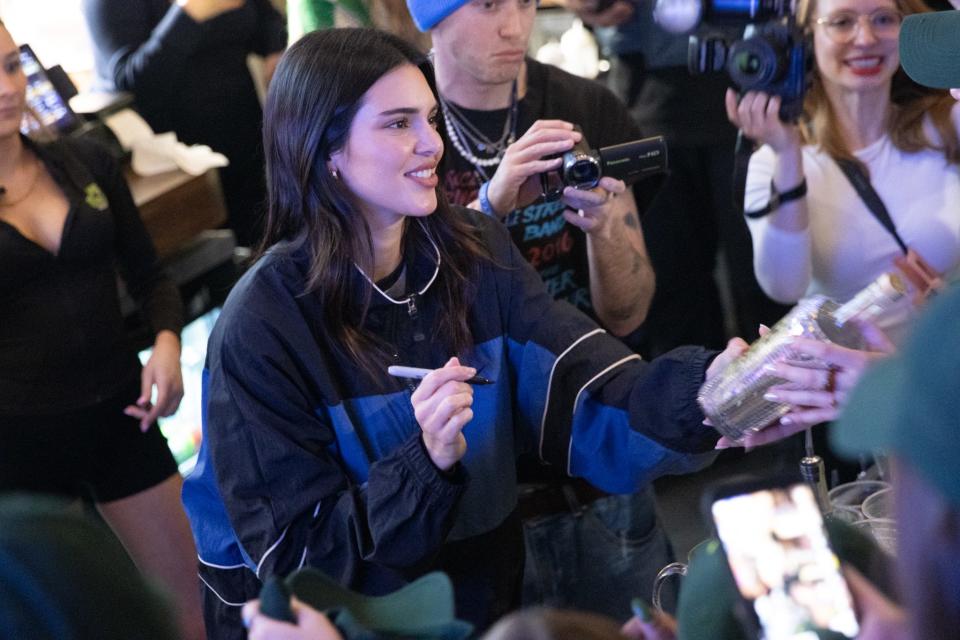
{"left": 744, "top": 178, "right": 807, "bottom": 219}
{"left": 478, "top": 181, "right": 499, "bottom": 218}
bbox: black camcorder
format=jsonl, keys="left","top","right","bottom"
{"left": 540, "top": 128, "right": 668, "bottom": 201}
{"left": 655, "top": 0, "right": 812, "bottom": 122}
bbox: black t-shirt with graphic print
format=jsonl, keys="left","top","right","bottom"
{"left": 440, "top": 58, "right": 644, "bottom": 319}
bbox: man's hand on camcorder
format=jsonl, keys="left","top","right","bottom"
{"left": 486, "top": 120, "right": 580, "bottom": 217}
{"left": 560, "top": 177, "right": 626, "bottom": 237}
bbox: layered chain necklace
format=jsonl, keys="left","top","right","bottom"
{"left": 439, "top": 81, "right": 519, "bottom": 181}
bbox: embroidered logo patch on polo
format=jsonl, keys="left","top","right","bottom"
{"left": 84, "top": 183, "right": 109, "bottom": 211}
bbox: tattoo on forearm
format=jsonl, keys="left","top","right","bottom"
{"left": 623, "top": 211, "right": 640, "bottom": 229}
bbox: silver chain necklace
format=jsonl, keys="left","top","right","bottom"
{"left": 353, "top": 220, "right": 441, "bottom": 306}
{"left": 439, "top": 80, "right": 519, "bottom": 172}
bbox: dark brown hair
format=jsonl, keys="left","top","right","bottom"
{"left": 260, "top": 28, "right": 488, "bottom": 381}
{"left": 795, "top": 0, "right": 959, "bottom": 172}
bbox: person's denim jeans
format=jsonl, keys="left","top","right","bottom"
{"left": 521, "top": 486, "right": 678, "bottom": 619}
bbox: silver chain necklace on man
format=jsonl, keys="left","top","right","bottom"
{"left": 439, "top": 80, "right": 519, "bottom": 182}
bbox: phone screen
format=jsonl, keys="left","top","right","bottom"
{"left": 19, "top": 44, "right": 79, "bottom": 136}
{"left": 711, "top": 482, "right": 860, "bottom": 640}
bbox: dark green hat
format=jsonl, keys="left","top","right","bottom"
{"left": 284, "top": 569, "right": 473, "bottom": 640}
{"left": 899, "top": 11, "right": 960, "bottom": 90}
{"left": 832, "top": 285, "right": 960, "bottom": 508}
{"left": 0, "top": 495, "right": 176, "bottom": 640}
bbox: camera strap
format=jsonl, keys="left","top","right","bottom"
{"left": 835, "top": 157, "right": 944, "bottom": 301}
{"left": 834, "top": 157, "right": 908, "bottom": 255}
{"left": 732, "top": 131, "right": 754, "bottom": 216}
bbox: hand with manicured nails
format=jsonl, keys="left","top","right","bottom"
{"left": 560, "top": 176, "right": 627, "bottom": 237}
{"left": 725, "top": 89, "right": 802, "bottom": 154}
{"left": 177, "top": 0, "right": 245, "bottom": 23}
{"left": 716, "top": 322, "right": 894, "bottom": 449}
{"left": 124, "top": 330, "right": 183, "bottom": 433}
{"left": 411, "top": 357, "right": 474, "bottom": 471}
{"left": 486, "top": 120, "right": 581, "bottom": 217}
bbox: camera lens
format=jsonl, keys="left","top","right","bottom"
{"left": 727, "top": 35, "right": 783, "bottom": 89}
{"left": 733, "top": 50, "right": 762, "bottom": 74}
{"left": 562, "top": 152, "right": 602, "bottom": 189}
{"left": 565, "top": 160, "right": 601, "bottom": 189}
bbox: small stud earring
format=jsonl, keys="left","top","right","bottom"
{"left": 330, "top": 168, "right": 339, "bottom": 179}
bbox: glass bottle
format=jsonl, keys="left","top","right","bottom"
{"left": 698, "top": 272, "right": 909, "bottom": 441}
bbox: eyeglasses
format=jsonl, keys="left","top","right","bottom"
{"left": 814, "top": 8, "right": 903, "bottom": 43}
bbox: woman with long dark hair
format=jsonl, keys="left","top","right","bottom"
{"left": 182, "top": 27, "right": 745, "bottom": 640}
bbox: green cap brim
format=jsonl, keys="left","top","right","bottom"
{"left": 899, "top": 12, "right": 960, "bottom": 90}
{"left": 287, "top": 570, "right": 468, "bottom": 636}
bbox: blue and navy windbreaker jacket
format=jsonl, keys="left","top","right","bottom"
{"left": 182, "top": 209, "right": 719, "bottom": 635}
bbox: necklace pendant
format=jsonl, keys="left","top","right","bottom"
{"left": 476, "top": 142, "right": 486, "bottom": 152}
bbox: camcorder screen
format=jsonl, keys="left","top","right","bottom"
{"left": 711, "top": 482, "right": 860, "bottom": 640}
{"left": 19, "top": 44, "right": 80, "bottom": 136}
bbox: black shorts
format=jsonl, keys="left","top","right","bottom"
{"left": 0, "top": 380, "right": 179, "bottom": 502}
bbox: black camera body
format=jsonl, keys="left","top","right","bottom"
{"left": 690, "top": 20, "right": 810, "bottom": 121}
{"left": 656, "top": 0, "right": 811, "bottom": 121}
{"left": 541, "top": 129, "right": 668, "bottom": 201}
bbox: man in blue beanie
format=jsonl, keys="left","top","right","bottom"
{"left": 407, "top": 0, "right": 677, "bottom": 625}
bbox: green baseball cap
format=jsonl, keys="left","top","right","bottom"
{"left": 832, "top": 285, "right": 960, "bottom": 508}
{"left": 899, "top": 11, "right": 960, "bottom": 89}
{"left": 284, "top": 569, "right": 473, "bottom": 639}
{"left": 0, "top": 495, "right": 176, "bottom": 640}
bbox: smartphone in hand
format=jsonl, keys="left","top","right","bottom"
{"left": 706, "top": 476, "right": 860, "bottom": 640}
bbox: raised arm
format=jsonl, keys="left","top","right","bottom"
{"left": 727, "top": 89, "right": 811, "bottom": 303}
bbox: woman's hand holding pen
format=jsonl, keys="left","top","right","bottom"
{"left": 410, "top": 357, "right": 475, "bottom": 471}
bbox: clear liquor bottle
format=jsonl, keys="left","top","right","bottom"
{"left": 699, "top": 272, "right": 909, "bottom": 441}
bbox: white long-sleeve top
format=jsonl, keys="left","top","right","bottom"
{"left": 745, "top": 104, "right": 960, "bottom": 341}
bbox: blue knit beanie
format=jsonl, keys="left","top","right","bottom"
{"left": 406, "top": 0, "right": 470, "bottom": 31}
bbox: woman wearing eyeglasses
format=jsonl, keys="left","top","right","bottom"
{"left": 726, "top": 0, "right": 960, "bottom": 346}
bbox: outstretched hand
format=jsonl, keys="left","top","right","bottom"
{"left": 717, "top": 322, "right": 894, "bottom": 449}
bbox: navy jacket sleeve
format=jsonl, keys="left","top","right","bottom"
{"left": 204, "top": 268, "right": 466, "bottom": 584}
{"left": 481, "top": 215, "right": 720, "bottom": 493}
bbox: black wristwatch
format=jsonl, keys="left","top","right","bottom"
{"left": 744, "top": 178, "right": 807, "bottom": 219}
